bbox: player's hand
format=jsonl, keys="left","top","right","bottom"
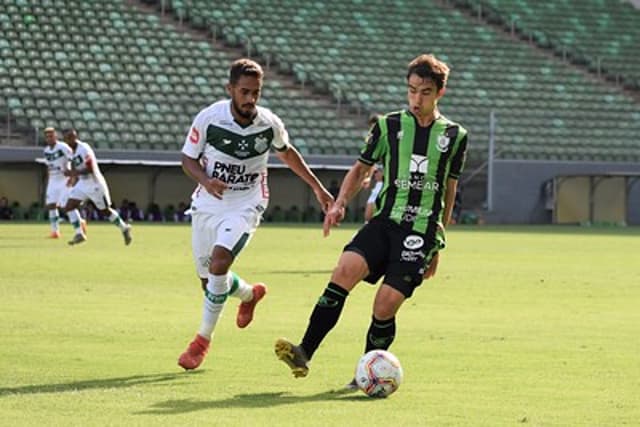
{"left": 314, "top": 187, "right": 334, "bottom": 214}
{"left": 323, "top": 202, "right": 345, "bottom": 237}
{"left": 423, "top": 252, "right": 439, "bottom": 279}
{"left": 203, "top": 178, "right": 228, "bottom": 199}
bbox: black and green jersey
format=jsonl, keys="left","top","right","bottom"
{"left": 359, "top": 110, "right": 468, "bottom": 235}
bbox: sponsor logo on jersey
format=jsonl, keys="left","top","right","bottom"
{"left": 401, "top": 250, "right": 426, "bottom": 262}
{"left": 365, "top": 132, "right": 374, "bottom": 144}
{"left": 436, "top": 134, "right": 450, "bottom": 152}
{"left": 189, "top": 127, "right": 200, "bottom": 144}
{"left": 403, "top": 235, "right": 424, "bottom": 249}
{"left": 394, "top": 205, "right": 433, "bottom": 223}
{"left": 222, "top": 138, "right": 232, "bottom": 145}
{"left": 393, "top": 178, "right": 440, "bottom": 191}
{"left": 395, "top": 154, "right": 439, "bottom": 191}
{"left": 409, "top": 154, "right": 428, "bottom": 174}
{"left": 211, "top": 161, "right": 260, "bottom": 186}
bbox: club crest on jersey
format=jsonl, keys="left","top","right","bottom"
{"left": 437, "top": 134, "right": 450, "bottom": 152}
{"left": 397, "top": 130, "right": 404, "bottom": 140}
{"left": 409, "top": 154, "right": 428, "bottom": 174}
{"left": 254, "top": 135, "right": 268, "bottom": 153}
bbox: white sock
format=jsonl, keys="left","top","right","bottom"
{"left": 108, "top": 208, "right": 127, "bottom": 231}
{"left": 67, "top": 210, "right": 82, "bottom": 235}
{"left": 49, "top": 209, "right": 59, "bottom": 232}
{"left": 228, "top": 271, "right": 254, "bottom": 302}
{"left": 197, "top": 273, "right": 229, "bottom": 340}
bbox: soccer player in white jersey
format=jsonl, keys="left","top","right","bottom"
{"left": 177, "top": 58, "right": 334, "bottom": 370}
{"left": 59, "top": 128, "right": 132, "bottom": 246}
{"left": 43, "top": 127, "right": 85, "bottom": 238}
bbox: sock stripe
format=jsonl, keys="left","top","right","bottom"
{"left": 205, "top": 290, "right": 228, "bottom": 304}
{"left": 327, "top": 282, "right": 349, "bottom": 298}
{"left": 228, "top": 272, "right": 240, "bottom": 295}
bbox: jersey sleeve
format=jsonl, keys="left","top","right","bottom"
{"left": 270, "top": 113, "right": 290, "bottom": 152}
{"left": 181, "top": 110, "right": 208, "bottom": 159}
{"left": 85, "top": 146, "right": 96, "bottom": 168}
{"left": 359, "top": 120, "right": 386, "bottom": 165}
{"left": 448, "top": 132, "right": 468, "bottom": 180}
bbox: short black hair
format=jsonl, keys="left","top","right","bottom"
{"left": 407, "top": 54, "right": 450, "bottom": 91}
{"left": 229, "top": 58, "right": 264, "bottom": 85}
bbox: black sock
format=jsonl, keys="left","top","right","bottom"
{"left": 365, "top": 316, "right": 396, "bottom": 353}
{"left": 300, "top": 282, "right": 349, "bottom": 359}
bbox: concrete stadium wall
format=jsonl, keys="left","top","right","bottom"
{"left": 487, "top": 160, "right": 640, "bottom": 225}
{"left": 0, "top": 164, "right": 367, "bottom": 220}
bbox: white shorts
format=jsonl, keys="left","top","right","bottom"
{"left": 191, "top": 207, "right": 262, "bottom": 278}
{"left": 68, "top": 177, "right": 112, "bottom": 210}
{"left": 45, "top": 179, "right": 69, "bottom": 206}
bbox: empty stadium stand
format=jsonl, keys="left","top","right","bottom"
{"left": 158, "top": 0, "right": 640, "bottom": 163}
{"left": 1, "top": 0, "right": 639, "bottom": 164}
{"left": 454, "top": 0, "right": 640, "bottom": 90}
{"left": 0, "top": 0, "right": 365, "bottom": 153}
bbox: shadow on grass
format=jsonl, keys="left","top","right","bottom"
{"left": 261, "top": 269, "right": 333, "bottom": 275}
{"left": 0, "top": 371, "right": 200, "bottom": 397}
{"left": 139, "top": 388, "right": 370, "bottom": 414}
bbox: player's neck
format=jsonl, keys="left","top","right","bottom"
{"left": 412, "top": 109, "right": 440, "bottom": 127}
{"left": 230, "top": 105, "right": 256, "bottom": 128}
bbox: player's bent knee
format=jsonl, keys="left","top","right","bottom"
{"left": 331, "top": 262, "right": 367, "bottom": 288}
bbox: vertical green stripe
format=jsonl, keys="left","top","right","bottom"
{"left": 231, "top": 233, "right": 250, "bottom": 257}
{"left": 390, "top": 112, "right": 415, "bottom": 223}
{"left": 376, "top": 117, "right": 390, "bottom": 216}
{"left": 415, "top": 119, "right": 448, "bottom": 232}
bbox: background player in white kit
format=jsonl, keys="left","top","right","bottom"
{"left": 60, "top": 128, "right": 132, "bottom": 246}
{"left": 43, "top": 127, "right": 86, "bottom": 238}
{"left": 177, "top": 58, "right": 334, "bottom": 370}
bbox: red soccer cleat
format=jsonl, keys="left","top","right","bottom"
{"left": 49, "top": 231, "right": 61, "bottom": 239}
{"left": 178, "top": 334, "right": 210, "bottom": 370}
{"left": 236, "top": 283, "right": 267, "bottom": 328}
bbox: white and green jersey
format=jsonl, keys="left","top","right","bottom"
{"left": 71, "top": 140, "right": 106, "bottom": 185}
{"left": 44, "top": 141, "right": 72, "bottom": 182}
{"left": 182, "top": 100, "right": 290, "bottom": 213}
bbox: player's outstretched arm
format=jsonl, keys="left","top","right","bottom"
{"left": 276, "top": 146, "right": 333, "bottom": 212}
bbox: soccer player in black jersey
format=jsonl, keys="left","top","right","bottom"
{"left": 275, "top": 54, "right": 469, "bottom": 384}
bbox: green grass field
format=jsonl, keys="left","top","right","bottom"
{"left": 1, "top": 223, "right": 639, "bottom": 426}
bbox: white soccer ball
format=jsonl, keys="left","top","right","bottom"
{"left": 355, "top": 350, "right": 403, "bottom": 398}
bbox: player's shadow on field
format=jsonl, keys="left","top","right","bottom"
{"left": 139, "top": 389, "right": 369, "bottom": 415}
{"left": 261, "top": 269, "right": 333, "bottom": 275}
{"left": 0, "top": 372, "right": 195, "bottom": 397}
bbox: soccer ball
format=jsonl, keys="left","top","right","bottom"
{"left": 355, "top": 350, "right": 403, "bottom": 398}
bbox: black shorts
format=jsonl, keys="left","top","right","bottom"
{"left": 344, "top": 218, "right": 443, "bottom": 298}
